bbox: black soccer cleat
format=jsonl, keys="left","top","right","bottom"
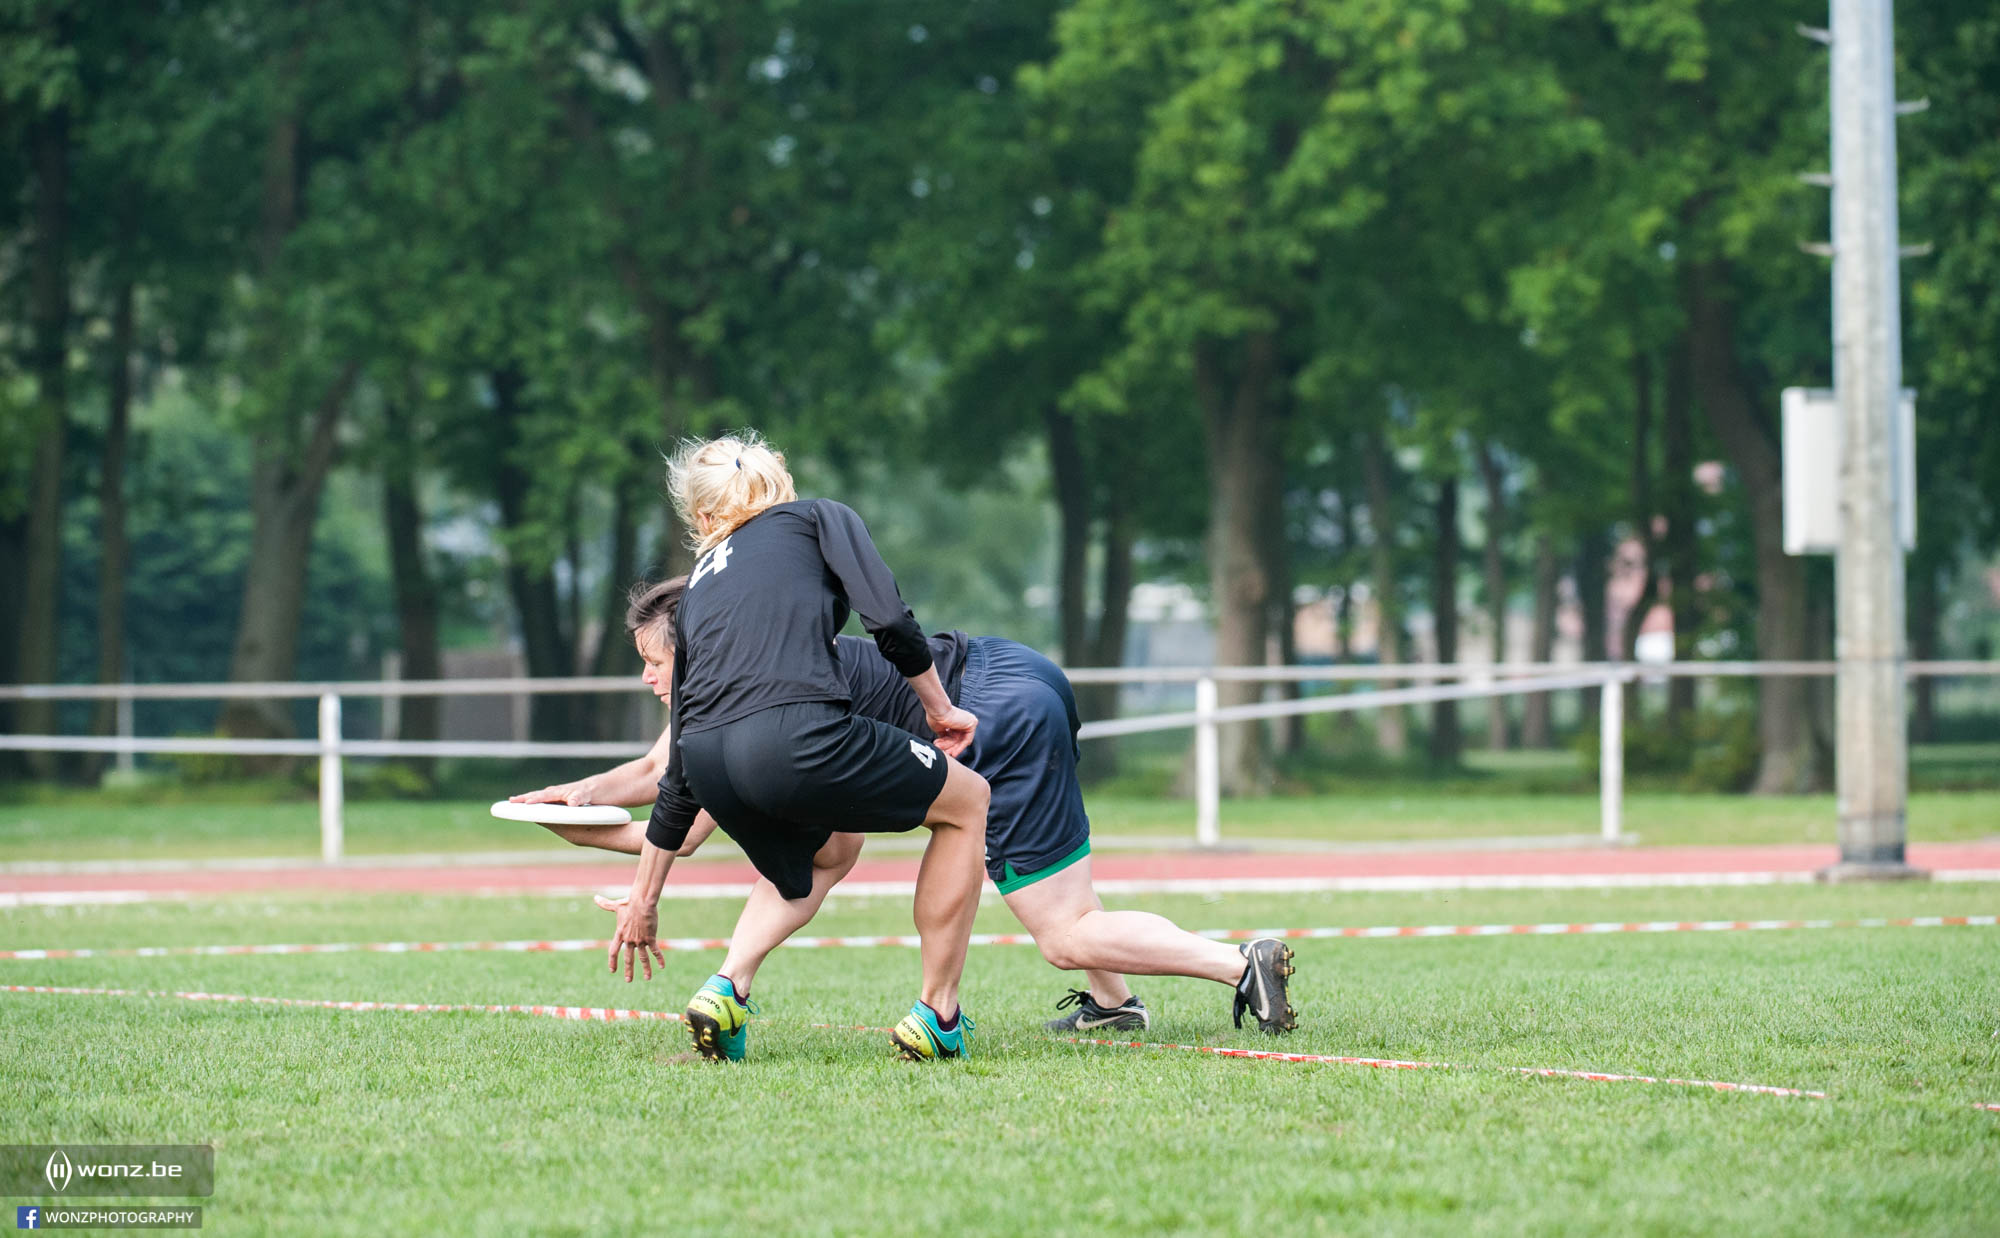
{"left": 1045, "top": 989, "right": 1151, "bottom": 1033}
{"left": 1232, "top": 938, "right": 1297, "bottom": 1034}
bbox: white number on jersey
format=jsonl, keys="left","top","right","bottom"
{"left": 908, "top": 739, "right": 937, "bottom": 770}
{"left": 689, "top": 538, "right": 734, "bottom": 588}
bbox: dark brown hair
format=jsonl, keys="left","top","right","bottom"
{"left": 625, "top": 575, "right": 688, "bottom": 652}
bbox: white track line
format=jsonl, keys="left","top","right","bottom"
{"left": 488, "top": 870, "right": 2000, "bottom": 897}
{"left": 8, "top": 982, "right": 1994, "bottom": 1113}
{"left": 4, "top": 914, "right": 1992, "bottom": 962}
{"left": 0, "top": 891, "right": 193, "bottom": 908}
{"left": 1061, "top": 1037, "right": 1828, "bottom": 1099}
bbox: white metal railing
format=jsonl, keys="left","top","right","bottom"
{"left": 2, "top": 661, "right": 1995, "bottom": 862}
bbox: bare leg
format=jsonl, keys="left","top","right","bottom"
{"left": 715, "top": 833, "right": 863, "bottom": 994}
{"left": 911, "top": 758, "right": 989, "bottom": 1016}
{"left": 1003, "top": 858, "right": 1245, "bottom": 1002}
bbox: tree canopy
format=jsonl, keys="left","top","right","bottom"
{"left": 5, "top": 0, "right": 1998, "bottom": 792}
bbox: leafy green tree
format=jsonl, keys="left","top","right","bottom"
{"left": 1505, "top": 0, "right": 1830, "bottom": 790}
{"left": 169, "top": 2, "right": 430, "bottom": 739}
{"left": 1032, "top": 0, "right": 1604, "bottom": 787}
{"left": 1902, "top": 2, "right": 2000, "bottom": 731}
{"left": 1, "top": 0, "right": 81, "bottom": 769}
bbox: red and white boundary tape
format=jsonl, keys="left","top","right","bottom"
{"left": 6, "top": 982, "right": 1994, "bottom": 1112}
{"left": 0, "top": 983, "right": 681, "bottom": 1023}
{"left": 4, "top": 914, "right": 1992, "bottom": 962}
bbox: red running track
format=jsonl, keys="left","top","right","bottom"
{"left": 4, "top": 841, "right": 1999, "bottom": 901}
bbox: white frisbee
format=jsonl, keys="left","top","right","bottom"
{"left": 489, "top": 801, "right": 633, "bottom": 827}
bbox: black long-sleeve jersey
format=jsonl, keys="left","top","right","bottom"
{"left": 647, "top": 499, "right": 936, "bottom": 848}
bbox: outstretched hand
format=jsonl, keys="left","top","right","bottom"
{"left": 926, "top": 705, "right": 978, "bottom": 758}
{"left": 510, "top": 777, "right": 600, "bottom": 807}
{"left": 606, "top": 895, "right": 662, "bottom": 982}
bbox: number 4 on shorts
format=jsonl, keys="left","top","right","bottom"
{"left": 908, "top": 739, "right": 937, "bottom": 769}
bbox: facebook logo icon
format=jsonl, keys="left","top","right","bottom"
{"left": 16, "top": 1206, "right": 37, "bottom": 1229}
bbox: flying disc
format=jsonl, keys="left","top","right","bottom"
{"left": 489, "top": 801, "right": 633, "bottom": 827}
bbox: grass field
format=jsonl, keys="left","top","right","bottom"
{"left": 4, "top": 882, "right": 1997, "bottom": 1235}
{"left": 6, "top": 741, "right": 1999, "bottom": 864}
{"left": 3, "top": 785, "right": 1997, "bottom": 864}
{"left": 5, "top": 740, "right": 1998, "bottom": 863}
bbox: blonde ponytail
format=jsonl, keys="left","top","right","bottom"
{"left": 667, "top": 430, "right": 798, "bottom": 552}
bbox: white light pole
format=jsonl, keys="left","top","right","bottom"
{"left": 1825, "top": 0, "right": 1919, "bottom": 879}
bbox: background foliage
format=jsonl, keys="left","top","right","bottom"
{"left": 4, "top": 0, "right": 1998, "bottom": 792}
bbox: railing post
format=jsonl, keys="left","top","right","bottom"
{"left": 1195, "top": 675, "right": 1220, "bottom": 847}
{"left": 318, "top": 693, "right": 344, "bottom": 864}
{"left": 115, "top": 690, "right": 135, "bottom": 775}
{"left": 1599, "top": 671, "right": 1624, "bottom": 844}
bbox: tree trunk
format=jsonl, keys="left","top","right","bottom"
{"left": 489, "top": 366, "right": 577, "bottom": 742}
{"left": 1686, "top": 260, "right": 1821, "bottom": 792}
{"left": 1429, "top": 474, "right": 1462, "bottom": 766}
{"left": 1362, "top": 430, "right": 1406, "bottom": 757}
{"left": 17, "top": 103, "right": 71, "bottom": 776}
{"left": 633, "top": 303, "right": 701, "bottom": 580}
{"left": 86, "top": 280, "right": 136, "bottom": 779}
{"left": 382, "top": 399, "right": 441, "bottom": 774}
{"left": 590, "top": 479, "right": 641, "bottom": 677}
{"left": 1909, "top": 560, "right": 1939, "bottom": 744}
{"left": 1045, "top": 403, "right": 1110, "bottom": 779}
{"left": 1080, "top": 499, "right": 1135, "bottom": 784}
{"left": 1261, "top": 452, "right": 1301, "bottom": 757}
{"left": 1092, "top": 502, "right": 1135, "bottom": 670}
{"left": 1522, "top": 534, "right": 1559, "bottom": 748}
{"left": 1663, "top": 334, "right": 1699, "bottom": 717}
{"left": 1622, "top": 352, "right": 1660, "bottom": 666}
{"left": 1193, "top": 333, "right": 1280, "bottom": 794}
{"left": 1477, "top": 443, "right": 1510, "bottom": 750}
{"left": 1269, "top": 580, "right": 1301, "bottom": 756}
{"left": 1046, "top": 405, "right": 1092, "bottom": 672}
{"left": 218, "top": 86, "right": 358, "bottom": 744}
{"left": 0, "top": 510, "right": 22, "bottom": 773}
{"left": 1334, "top": 496, "right": 1357, "bottom": 660}
{"left": 586, "top": 479, "right": 644, "bottom": 740}
{"left": 217, "top": 364, "right": 361, "bottom": 739}
{"left": 564, "top": 494, "right": 584, "bottom": 671}
{"left": 1576, "top": 528, "right": 1610, "bottom": 725}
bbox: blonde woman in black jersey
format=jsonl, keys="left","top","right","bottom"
{"left": 605, "top": 431, "right": 990, "bottom": 1061}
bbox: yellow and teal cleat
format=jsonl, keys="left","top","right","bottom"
{"left": 890, "top": 1001, "right": 974, "bottom": 1061}
{"left": 685, "top": 974, "right": 753, "bottom": 1062}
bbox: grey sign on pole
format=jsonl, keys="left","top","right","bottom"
{"left": 1824, "top": 0, "right": 1920, "bottom": 879}
{"left": 1780, "top": 386, "right": 1915, "bottom": 556}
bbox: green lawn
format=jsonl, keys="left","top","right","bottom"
{"left": 1090, "top": 788, "right": 2000, "bottom": 848}
{"left": 1, "top": 787, "right": 1996, "bottom": 864}
{"left": 3, "top": 884, "right": 1997, "bottom": 1235}
{"left": 4, "top": 740, "right": 1996, "bottom": 863}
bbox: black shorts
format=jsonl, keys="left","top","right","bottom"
{"left": 957, "top": 638, "right": 1093, "bottom": 893}
{"left": 678, "top": 701, "right": 949, "bottom": 899}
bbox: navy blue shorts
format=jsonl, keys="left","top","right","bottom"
{"left": 957, "top": 638, "right": 1093, "bottom": 893}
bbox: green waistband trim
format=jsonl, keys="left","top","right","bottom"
{"left": 994, "top": 839, "right": 1092, "bottom": 894}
